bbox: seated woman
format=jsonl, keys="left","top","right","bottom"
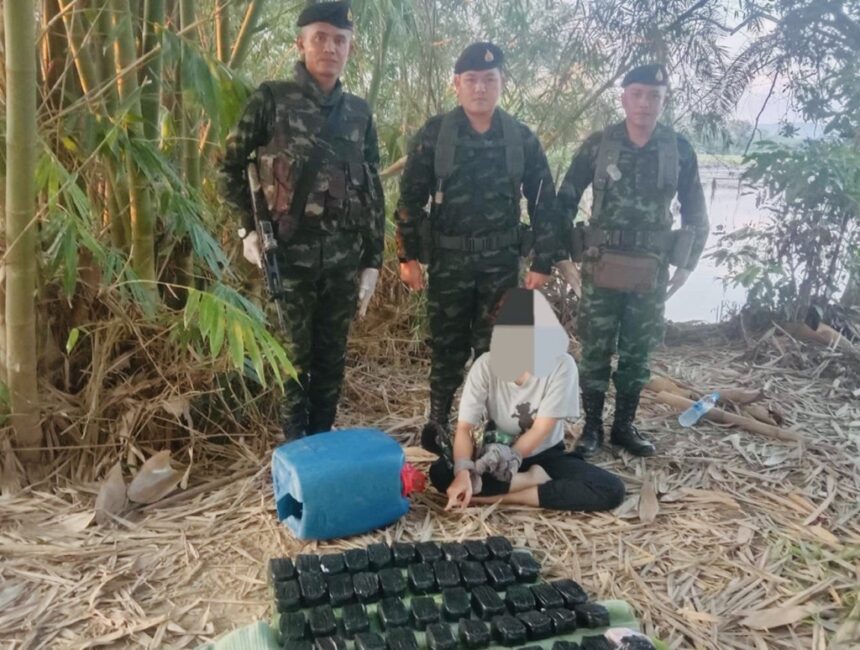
{"left": 429, "top": 288, "right": 625, "bottom": 512}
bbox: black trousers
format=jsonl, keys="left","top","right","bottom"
{"left": 429, "top": 443, "right": 626, "bottom": 512}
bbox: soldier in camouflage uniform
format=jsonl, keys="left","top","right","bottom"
{"left": 556, "top": 64, "right": 709, "bottom": 457}
{"left": 396, "top": 42, "right": 558, "bottom": 456}
{"left": 218, "top": 2, "right": 385, "bottom": 440}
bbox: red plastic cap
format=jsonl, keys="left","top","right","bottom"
{"left": 401, "top": 463, "right": 426, "bottom": 496}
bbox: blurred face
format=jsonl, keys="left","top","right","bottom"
{"left": 454, "top": 68, "right": 502, "bottom": 118}
{"left": 621, "top": 83, "right": 667, "bottom": 130}
{"left": 297, "top": 23, "right": 353, "bottom": 86}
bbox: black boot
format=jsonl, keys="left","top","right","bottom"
{"left": 574, "top": 389, "right": 606, "bottom": 457}
{"left": 420, "top": 392, "right": 453, "bottom": 456}
{"left": 282, "top": 412, "right": 307, "bottom": 443}
{"left": 610, "top": 391, "right": 656, "bottom": 457}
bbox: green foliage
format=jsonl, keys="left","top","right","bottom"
{"left": 710, "top": 139, "right": 860, "bottom": 321}
{"left": 178, "top": 284, "right": 296, "bottom": 388}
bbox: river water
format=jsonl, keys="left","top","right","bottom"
{"left": 664, "top": 165, "right": 763, "bottom": 323}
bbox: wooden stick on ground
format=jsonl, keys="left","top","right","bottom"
{"left": 654, "top": 391, "right": 804, "bottom": 444}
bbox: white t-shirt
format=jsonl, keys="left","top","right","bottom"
{"left": 458, "top": 352, "right": 581, "bottom": 457}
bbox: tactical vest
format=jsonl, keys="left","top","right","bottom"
{"left": 432, "top": 108, "right": 524, "bottom": 217}
{"left": 591, "top": 123, "right": 679, "bottom": 222}
{"left": 256, "top": 81, "right": 374, "bottom": 233}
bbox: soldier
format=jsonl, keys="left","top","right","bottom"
{"left": 396, "top": 42, "right": 559, "bottom": 456}
{"left": 218, "top": 1, "right": 385, "bottom": 440}
{"left": 556, "top": 63, "right": 709, "bottom": 457}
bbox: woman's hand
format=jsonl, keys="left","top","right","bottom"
{"left": 445, "top": 470, "right": 473, "bottom": 510}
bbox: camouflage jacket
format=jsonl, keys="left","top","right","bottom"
{"left": 556, "top": 121, "right": 709, "bottom": 270}
{"left": 396, "top": 107, "right": 558, "bottom": 274}
{"left": 218, "top": 62, "right": 385, "bottom": 269}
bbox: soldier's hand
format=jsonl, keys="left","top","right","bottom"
{"left": 666, "top": 268, "right": 692, "bottom": 299}
{"left": 399, "top": 260, "right": 425, "bottom": 291}
{"left": 357, "top": 268, "right": 380, "bottom": 318}
{"left": 524, "top": 271, "right": 550, "bottom": 290}
{"left": 242, "top": 231, "right": 264, "bottom": 269}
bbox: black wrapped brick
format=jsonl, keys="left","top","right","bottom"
{"left": 392, "top": 542, "right": 416, "bottom": 567}
{"left": 341, "top": 602, "right": 370, "bottom": 638}
{"left": 504, "top": 584, "right": 536, "bottom": 614}
{"left": 519, "top": 647, "right": 544, "bottom": 650}
{"left": 315, "top": 636, "right": 347, "bottom": 650}
{"left": 276, "top": 579, "right": 302, "bottom": 613}
{"left": 355, "top": 631, "right": 386, "bottom": 650}
{"left": 426, "top": 622, "right": 457, "bottom": 650}
{"left": 326, "top": 573, "right": 355, "bottom": 607}
{"left": 580, "top": 635, "right": 613, "bottom": 650}
{"left": 471, "top": 584, "right": 506, "bottom": 620}
{"left": 574, "top": 602, "right": 610, "bottom": 629}
{"left": 409, "top": 595, "right": 441, "bottom": 630}
{"left": 486, "top": 536, "right": 513, "bottom": 560}
{"left": 464, "top": 540, "right": 490, "bottom": 562}
{"left": 546, "top": 608, "right": 578, "bottom": 634}
{"left": 297, "top": 554, "right": 322, "bottom": 574}
{"left": 433, "top": 560, "right": 460, "bottom": 590}
{"left": 485, "top": 560, "right": 516, "bottom": 590}
{"left": 299, "top": 572, "right": 328, "bottom": 607}
{"left": 551, "top": 641, "right": 582, "bottom": 650}
{"left": 509, "top": 552, "right": 541, "bottom": 583}
{"left": 344, "top": 548, "right": 370, "bottom": 573}
{"left": 458, "top": 618, "right": 491, "bottom": 648}
{"left": 517, "top": 610, "right": 553, "bottom": 640}
{"left": 378, "top": 597, "right": 410, "bottom": 630}
{"left": 279, "top": 611, "right": 308, "bottom": 641}
{"left": 441, "top": 542, "right": 469, "bottom": 562}
{"left": 309, "top": 604, "right": 337, "bottom": 638}
{"left": 459, "top": 561, "right": 488, "bottom": 589}
{"left": 490, "top": 614, "right": 527, "bottom": 646}
{"left": 270, "top": 557, "right": 297, "bottom": 582}
{"left": 368, "top": 543, "right": 393, "bottom": 571}
{"left": 284, "top": 641, "right": 313, "bottom": 650}
{"left": 378, "top": 567, "right": 406, "bottom": 597}
{"left": 551, "top": 579, "right": 589, "bottom": 608}
{"left": 441, "top": 586, "right": 471, "bottom": 621}
{"left": 415, "top": 541, "right": 443, "bottom": 564}
{"left": 407, "top": 562, "right": 436, "bottom": 594}
{"left": 385, "top": 627, "right": 419, "bottom": 650}
{"left": 320, "top": 553, "right": 346, "bottom": 575}
{"left": 353, "top": 572, "right": 381, "bottom": 604}
{"left": 530, "top": 583, "right": 565, "bottom": 611}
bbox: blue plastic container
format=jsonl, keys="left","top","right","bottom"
{"left": 271, "top": 428, "right": 411, "bottom": 540}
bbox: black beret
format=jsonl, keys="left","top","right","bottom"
{"left": 621, "top": 64, "right": 669, "bottom": 87}
{"left": 296, "top": 1, "right": 353, "bottom": 30}
{"left": 454, "top": 42, "right": 504, "bottom": 74}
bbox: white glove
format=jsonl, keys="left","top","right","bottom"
{"left": 242, "top": 231, "right": 263, "bottom": 269}
{"left": 357, "top": 268, "right": 379, "bottom": 318}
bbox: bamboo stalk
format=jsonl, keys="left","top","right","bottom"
{"left": 654, "top": 391, "right": 803, "bottom": 443}
{"left": 5, "top": 0, "right": 45, "bottom": 459}
{"left": 140, "top": 0, "right": 164, "bottom": 143}
{"left": 215, "top": 0, "right": 230, "bottom": 63}
{"left": 228, "top": 0, "right": 265, "bottom": 69}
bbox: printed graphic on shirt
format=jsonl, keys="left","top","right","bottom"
{"left": 512, "top": 401, "right": 538, "bottom": 433}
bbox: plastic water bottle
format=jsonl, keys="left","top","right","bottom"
{"left": 271, "top": 428, "right": 425, "bottom": 540}
{"left": 678, "top": 392, "right": 720, "bottom": 427}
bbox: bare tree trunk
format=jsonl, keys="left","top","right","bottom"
{"left": 5, "top": 0, "right": 44, "bottom": 459}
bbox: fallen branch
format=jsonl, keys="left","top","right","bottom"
{"left": 655, "top": 391, "right": 803, "bottom": 444}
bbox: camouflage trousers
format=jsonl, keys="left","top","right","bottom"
{"left": 276, "top": 231, "right": 361, "bottom": 436}
{"left": 577, "top": 272, "right": 667, "bottom": 395}
{"left": 427, "top": 255, "right": 519, "bottom": 408}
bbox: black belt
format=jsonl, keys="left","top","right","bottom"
{"left": 434, "top": 228, "right": 520, "bottom": 253}
{"left": 586, "top": 228, "right": 673, "bottom": 252}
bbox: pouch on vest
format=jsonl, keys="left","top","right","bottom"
{"left": 588, "top": 251, "right": 659, "bottom": 294}
{"left": 258, "top": 153, "right": 302, "bottom": 243}
{"left": 569, "top": 223, "right": 586, "bottom": 262}
{"left": 418, "top": 209, "right": 433, "bottom": 265}
{"left": 669, "top": 228, "right": 694, "bottom": 268}
{"left": 323, "top": 168, "right": 347, "bottom": 216}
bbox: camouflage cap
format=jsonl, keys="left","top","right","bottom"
{"left": 621, "top": 63, "right": 669, "bottom": 87}
{"left": 454, "top": 42, "right": 504, "bottom": 74}
{"left": 296, "top": 1, "right": 353, "bottom": 30}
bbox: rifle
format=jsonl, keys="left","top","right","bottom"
{"left": 247, "top": 160, "right": 288, "bottom": 333}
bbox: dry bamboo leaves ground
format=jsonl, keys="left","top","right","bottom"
{"left": 1, "top": 338, "right": 859, "bottom": 649}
